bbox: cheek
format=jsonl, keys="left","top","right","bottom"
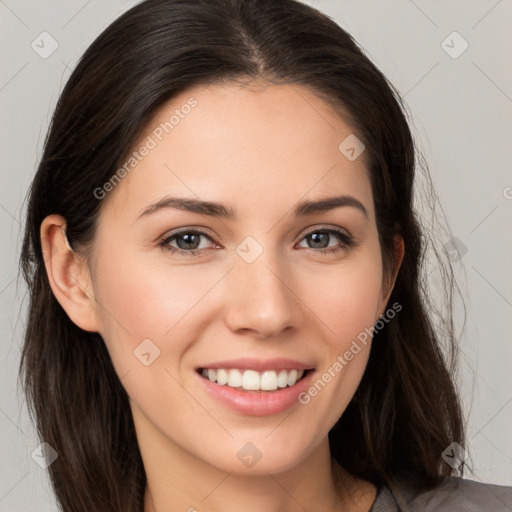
{"left": 303, "top": 254, "right": 384, "bottom": 347}
{"left": 91, "top": 247, "right": 225, "bottom": 372}
{"left": 297, "top": 247, "right": 384, "bottom": 407}
{"left": 94, "top": 242, "right": 190, "bottom": 327}
{"left": 93, "top": 237, "right": 384, "bottom": 359}
{"left": 296, "top": 264, "right": 383, "bottom": 428}
{"left": 91, "top": 252, "right": 211, "bottom": 424}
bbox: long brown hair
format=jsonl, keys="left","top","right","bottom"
{"left": 18, "top": 0, "right": 466, "bottom": 510}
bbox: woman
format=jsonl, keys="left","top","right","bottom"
{"left": 18, "top": 0, "right": 512, "bottom": 510}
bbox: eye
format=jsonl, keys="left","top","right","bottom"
{"left": 159, "top": 229, "right": 216, "bottom": 257}
{"left": 158, "top": 226, "right": 357, "bottom": 257}
{"left": 297, "top": 227, "right": 355, "bottom": 255}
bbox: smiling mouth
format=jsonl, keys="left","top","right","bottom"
{"left": 196, "top": 367, "right": 312, "bottom": 392}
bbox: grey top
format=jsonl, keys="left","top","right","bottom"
{"left": 369, "top": 475, "right": 512, "bottom": 511}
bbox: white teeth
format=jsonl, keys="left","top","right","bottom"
{"left": 277, "top": 369, "right": 289, "bottom": 388}
{"left": 227, "top": 369, "right": 242, "bottom": 388}
{"left": 201, "top": 368, "right": 307, "bottom": 391}
{"left": 261, "top": 371, "right": 278, "bottom": 391}
{"left": 242, "top": 370, "right": 260, "bottom": 391}
{"left": 216, "top": 368, "right": 229, "bottom": 385}
{"left": 287, "top": 369, "right": 298, "bottom": 386}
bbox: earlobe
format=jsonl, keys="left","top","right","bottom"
{"left": 40, "top": 214, "right": 100, "bottom": 332}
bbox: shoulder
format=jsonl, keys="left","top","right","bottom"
{"left": 390, "top": 474, "right": 512, "bottom": 511}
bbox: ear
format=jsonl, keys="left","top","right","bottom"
{"left": 40, "top": 214, "right": 100, "bottom": 332}
{"left": 378, "top": 234, "right": 405, "bottom": 317}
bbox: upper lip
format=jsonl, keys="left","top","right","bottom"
{"left": 197, "top": 358, "right": 315, "bottom": 372}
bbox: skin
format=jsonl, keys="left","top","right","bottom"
{"left": 41, "top": 80, "right": 404, "bottom": 512}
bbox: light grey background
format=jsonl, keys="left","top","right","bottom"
{"left": 1, "top": 0, "right": 511, "bottom": 510}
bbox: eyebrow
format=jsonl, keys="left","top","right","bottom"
{"left": 137, "top": 194, "right": 368, "bottom": 220}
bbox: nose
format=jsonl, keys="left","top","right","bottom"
{"left": 224, "top": 250, "right": 300, "bottom": 339}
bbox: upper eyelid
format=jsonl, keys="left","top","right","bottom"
{"left": 161, "top": 225, "right": 353, "bottom": 246}
{"left": 298, "top": 226, "right": 353, "bottom": 242}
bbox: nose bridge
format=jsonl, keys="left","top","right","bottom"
{"left": 226, "top": 236, "right": 297, "bottom": 337}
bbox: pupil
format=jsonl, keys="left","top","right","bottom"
{"left": 178, "top": 233, "right": 199, "bottom": 250}
{"left": 310, "top": 232, "right": 327, "bottom": 248}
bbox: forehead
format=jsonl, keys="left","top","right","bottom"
{"left": 100, "top": 81, "right": 373, "bottom": 224}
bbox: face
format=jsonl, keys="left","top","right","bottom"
{"left": 80, "top": 81, "right": 399, "bottom": 475}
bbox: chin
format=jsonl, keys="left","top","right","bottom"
{"left": 203, "top": 437, "right": 315, "bottom": 477}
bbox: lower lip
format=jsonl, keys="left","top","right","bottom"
{"left": 196, "top": 369, "right": 315, "bottom": 416}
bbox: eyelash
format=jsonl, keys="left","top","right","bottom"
{"left": 158, "top": 227, "right": 357, "bottom": 257}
